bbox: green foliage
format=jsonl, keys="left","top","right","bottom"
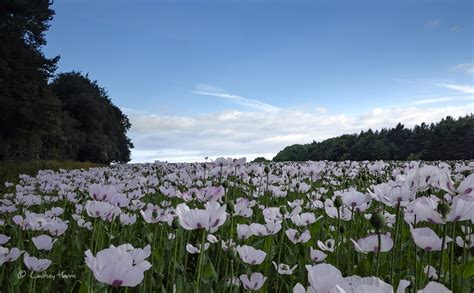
{"left": 273, "top": 115, "right": 474, "bottom": 161}
{"left": 252, "top": 157, "right": 271, "bottom": 163}
{"left": 0, "top": 1, "right": 133, "bottom": 163}
{"left": 50, "top": 72, "right": 134, "bottom": 163}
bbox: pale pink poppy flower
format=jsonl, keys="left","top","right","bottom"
{"left": 186, "top": 243, "right": 210, "bottom": 254}
{"left": 237, "top": 224, "right": 253, "bottom": 240}
{"left": 0, "top": 246, "right": 21, "bottom": 265}
{"left": 306, "top": 263, "right": 348, "bottom": 293}
{"left": 85, "top": 244, "right": 152, "bottom": 287}
{"left": 409, "top": 196, "right": 444, "bottom": 224}
{"left": 418, "top": 281, "right": 451, "bottom": 293}
{"left": 89, "top": 184, "right": 118, "bottom": 201}
{"left": 293, "top": 283, "right": 306, "bottom": 293}
{"left": 439, "top": 172, "right": 473, "bottom": 199}
{"left": 119, "top": 213, "right": 137, "bottom": 225}
{"left": 0, "top": 234, "right": 10, "bottom": 245}
{"left": 446, "top": 197, "right": 474, "bottom": 222}
{"left": 234, "top": 198, "right": 254, "bottom": 218}
{"left": 317, "top": 239, "right": 336, "bottom": 252}
{"left": 239, "top": 272, "right": 267, "bottom": 291}
{"left": 344, "top": 276, "right": 394, "bottom": 292}
{"left": 338, "top": 188, "right": 372, "bottom": 212}
{"left": 285, "top": 229, "right": 311, "bottom": 244}
{"left": 195, "top": 186, "right": 225, "bottom": 202}
{"left": 291, "top": 212, "right": 321, "bottom": 227}
{"left": 350, "top": 233, "right": 393, "bottom": 254}
{"left": 85, "top": 200, "right": 121, "bottom": 221}
{"left": 236, "top": 245, "right": 266, "bottom": 265}
{"left": 410, "top": 227, "right": 452, "bottom": 251}
{"left": 262, "top": 207, "right": 284, "bottom": 223}
{"left": 310, "top": 247, "right": 327, "bottom": 263}
{"left": 207, "top": 234, "right": 218, "bottom": 243}
{"left": 175, "top": 201, "right": 227, "bottom": 233}
{"left": 456, "top": 234, "right": 473, "bottom": 248}
{"left": 250, "top": 222, "right": 282, "bottom": 236}
{"left": 424, "top": 265, "right": 438, "bottom": 279}
{"left": 272, "top": 262, "right": 298, "bottom": 275}
{"left": 23, "top": 253, "right": 52, "bottom": 272}
{"left": 32, "top": 234, "right": 57, "bottom": 251}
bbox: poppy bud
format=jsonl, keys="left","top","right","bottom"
{"left": 227, "top": 247, "right": 237, "bottom": 259}
{"left": 223, "top": 181, "right": 229, "bottom": 189}
{"left": 334, "top": 196, "right": 343, "bottom": 209}
{"left": 320, "top": 195, "right": 327, "bottom": 203}
{"left": 264, "top": 166, "right": 270, "bottom": 174}
{"left": 172, "top": 218, "right": 180, "bottom": 229}
{"left": 339, "top": 225, "right": 345, "bottom": 234}
{"left": 226, "top": 202, "right": 235, "bottom": 213}
{"left": 280, "top": 206, "right": 288, "bottom": 215}
{"left": 370, "top": 212, "right": 385, "bottom": 231}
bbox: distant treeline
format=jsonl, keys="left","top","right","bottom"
{"left": 273, "top": 115, "right": 474, "bottom": 162}
{"left": 0, "top": 1, "right": 133, "bottom": 163}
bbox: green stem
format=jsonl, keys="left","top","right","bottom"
{"left": 375, "top": 231, "right": 382, "bottom": 277}
{"left": 194, "top": 230, "right": 206, "bottom": 293}
{"left": 438, "top": 223, "right": 448, "bottom": 283}
{"left": 390, "top": 203, "right": 401, "bottom": 283}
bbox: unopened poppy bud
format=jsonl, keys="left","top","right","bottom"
{"left": 320, "top": 195, "right": 327, "bottom": 203}
{"left": 264, "top": 166, "right": 270, "bottom": 174}
{"left": 370, "top": 212, "right": 385, "bottom": 231}
{"left": 334, "top": 196, "right": 343, "bottom": 209}
{"left": 226, "top": 202, "right": 235, "bottom": 213}
{"left": 223, "top": 181, "right": 229, "bottom": 189}
{"left": 227, "top": 247, "right": 237, "bottom": 259}
{"left": 172, "top": 218, "right": 180, "bottom": 229}
{"left": 279, "top": 206, "right": 288, "bottom": 215}
{"left": 339, "top": 225, "right": 345, "bottom": 234}
{"left": 437, "top": 202, "right": 450, "bottom": 219}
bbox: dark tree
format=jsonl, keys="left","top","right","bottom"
{"left": 0, "top": 0, "right": 67, "bottom": 160}
{"left": 273, "top": 115, "right": 474, "bottom": 161}
{"left": 50, "top": 72, "right": 133, "bottom": 163}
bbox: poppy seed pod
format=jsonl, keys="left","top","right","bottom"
{"left": 280, "top": 206, "right": 288, "bottom": 215}
{"left": 334, "top": 196, "right": 343, "bottom": 209}
{"left": 370, "top": 212, "right": 385, "bottom": 231}
{"left": 264, "top": 166, "right": 270, "bottom": 174}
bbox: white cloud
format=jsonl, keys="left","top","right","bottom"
{"left": 425, "top": 20, "right": 440, "bottom": 28}
{"left": 127, "top": 103, "right": 474, "bottom": 163}
{"left": 453, "top": 63, "right": 474, "bottom": 75}
{"left": 192, "top": 84, "right": 281, "bottom": 113}
{"left": 437, "top": 83, "right": 474, "bottom": 94}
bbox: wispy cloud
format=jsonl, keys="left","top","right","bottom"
{"left": 450, "top": 25, "right": 462, "bottom": 32}
{"left": 192, "top": 84, "right": 281, "bottom": 113}
{"left": 437, "top": 83, "right": 474, "bottom": 94}
{"left": 410, "top": 95, "right": 474, "bottom": 105}
{"left": 425, "top": 20, "right": 440, "bottom": 28}
{"left": 453, "top": 63, "right": 474, "bottom": 75}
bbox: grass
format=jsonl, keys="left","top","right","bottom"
{"left": 0, "top": 160, "right": 104, "bottom": 192}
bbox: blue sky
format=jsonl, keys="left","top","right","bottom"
{"left": 45, "top": 0, "right": 473, "bottom": 162}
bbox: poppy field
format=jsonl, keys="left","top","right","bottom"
{"left": 0, "top": 159, "right": 473, "bottom": 292}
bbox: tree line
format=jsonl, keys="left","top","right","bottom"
{"left": 0, "top": 0, "right": 133, "bottom": 163}
{"left": 273, "top": 115, "right": 474, "bottom": 162}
